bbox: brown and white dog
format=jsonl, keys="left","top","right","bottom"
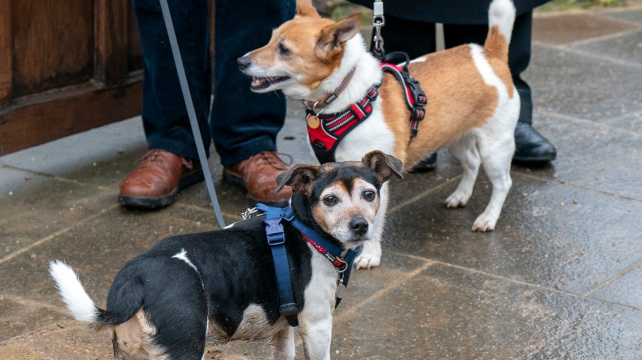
{"left": 239, "top": 0, "right": 520, "bottom": 269}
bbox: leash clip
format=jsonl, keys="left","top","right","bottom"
{"left": 241, "top": 207, "right": 264, "bottom": 220}
{"left": 311, "top": 100, "right": 328, "bottom": 116}
{"left": 372, "top": 0, "right": 385, "bottom": 60}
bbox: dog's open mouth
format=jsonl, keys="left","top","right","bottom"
{"left": 251, "top": 76, "right": 290, "bottom": 91}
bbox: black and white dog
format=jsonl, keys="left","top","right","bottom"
{"left": 50, "top": 151, "right": 403, "bottom": 360}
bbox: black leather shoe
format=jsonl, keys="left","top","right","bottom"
{"left": 513, "top": 122, "right": 557, "bottom": 162}
{"left": 409, "top": 153, "right": 437, "bottom": 173}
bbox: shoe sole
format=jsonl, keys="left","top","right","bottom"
{"left": 118, "top": 169, "right": 205, "bottom": 209}
{"left": 223, "top": 171, "right": 290, "bottom": 208}
{"left": 512, "top": 153, "right": 557, "bottom": 162}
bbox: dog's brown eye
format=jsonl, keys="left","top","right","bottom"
{"left": 277, "top": 43, "right": 290, "bottom": 55}
{"left": 363, "top": 190, "right": 376, "bottom": 202}
{"left": 323, "top": 195, "right": 338, "bottom": 206}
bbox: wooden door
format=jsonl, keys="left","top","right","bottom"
{"left": 0, "top": 0, "right": 144, "bottom": 155}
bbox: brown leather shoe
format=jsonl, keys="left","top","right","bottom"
{"left": 224, "top": 151, "right": 293, "bottom": 206}
{"left": 119, "top": 149, "right": 203, "bottom": 209}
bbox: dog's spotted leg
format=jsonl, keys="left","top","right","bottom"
{"left": 446, "top": 135, "right": 481, "bottom": 208}
{"left": 354, "top": 182, "right": 388, "bottom": 269}
{"left": 270, "top": 326, "right": 295, "bottom": 360}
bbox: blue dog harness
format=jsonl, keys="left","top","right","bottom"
{"left": 255, "top": 204, "right": 362, "bottom": 327}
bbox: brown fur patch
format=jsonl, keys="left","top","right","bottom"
{"left": 484, "top": 26, "right": 515, "bottom": 97}
{"left": 380, "top": 45, "right": 501, "bottom": 168}
{"left": 112, "top": 309, "right": 169, "bottom": 360}
{"left": 311, "top": 201, "right": 330, "bottom": 232}
{"left": 249, "top": 17, "right": 343, "bottom": 90}
{"left": 484, "top": 26, "right": 508, "bottom": 62}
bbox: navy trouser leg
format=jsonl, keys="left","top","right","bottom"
{"left": 211, "top": 0, "right": 295, "bottom": 167}
{"left": 132, "top": 0, "right": 212, "bottom": 160}
{"left": 373, "top": 15, "right": 437, "bottom": 58}
{"left": 383, "top": 12, "right": 534, "bottom": 125}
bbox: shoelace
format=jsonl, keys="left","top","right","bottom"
{"left": 250, "top": 151, "right": 293, "bottom": 171}
{"left": 138, "top": 149, "right": 194, "bottom": 172}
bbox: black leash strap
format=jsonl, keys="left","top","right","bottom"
{"left": 159, "top": 0, "right": 226, "bottom": 229}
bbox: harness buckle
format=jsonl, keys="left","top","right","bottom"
{"left": 412, "top": 107, "right": 425, "bottom": 120}
{"left": 279, "top": 303, "right": 299, "bottom": 316}
{"left": 265, "top": 218, "right": 286, "bottom": 245}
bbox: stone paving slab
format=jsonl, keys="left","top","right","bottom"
{"left": 598, "top": 8, "right": 642, "bottom": 24}
{"left": 532, "top": 13, "right": 637, "bottom": 44}
{"left": 572, "top": 29, "right": 642, "bottom": 65}
{"left": 570, "top": 154, "right": 642, "bottom": 201}
{"left": 602, "top": 111, "right": 642, "bottom": 134}
{"left": 513, "top": 112, "right": 642, "bottom": 184}
{"left": 331, "top": 263, "right": 642, "bottom": 360}
{"left": 0, "top": 180, "right": 116, "bottom": 257}
{"left": 523, "top": 43, "right": 642, "bottom": 122}
{"left": 590, "top": 263, "right": 642, "bottom": 309}
{"left": 0, "top": 117, "right": 147, "bottom": 184}
{"left": 385, "top": 173, "right": 642, "bottom": 296}
{"left": 0, "top": 207, "right": 222, "bottom": 307}
{"left": 0, "top": 296, "right": 68, "bottom": 343}
{"left": 0, "top": 167, "right": 51, "bottom": 197}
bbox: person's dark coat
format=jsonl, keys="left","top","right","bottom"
{"left": 350, "top": 0, "right": 548, "bottom": 24}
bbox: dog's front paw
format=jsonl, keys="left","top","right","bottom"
{"left": 445, "top": 190, "right": 471, "bottom": 208}
{"left": 471, "top": 213, "right": 498, "bottom": 232}
{"left": 354, "top": 254, "right": 381, "bottom": 269}
{"left": 354, "top": 241, "right": 381, "bottom": 270}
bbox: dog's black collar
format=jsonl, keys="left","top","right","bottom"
{"left": 255, "top": 204, "right": 361, "bottom": 326}
{"left": 289, "top": 212, "right": 361, "bottom": 309}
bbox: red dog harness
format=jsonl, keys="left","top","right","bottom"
{"left": 306, "top": 58, "right": 427, "bottom": 164}
{"left": 307, "top": 86, "right": 378, "bottom": 164}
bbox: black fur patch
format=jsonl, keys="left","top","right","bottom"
{"left": 105, "top": 217, "right": 312, "bottom": 359}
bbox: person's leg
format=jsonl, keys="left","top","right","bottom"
{"left": 375, "top": 14, "right": 437, "bottom": 59}
{"left": 135, "top": 0, "right": 212, "bottom": 160}
{"left": 211, "top": 0, "right": 293, "bottom": 166}
{"left": 119, "top": 0, "right": 211, "bottom": 209}
{"left": 443, "top": 12, "right": 556, "bottom": 162}
{"left": 212, "top": 0, "right": 295, "bottom": 205}
{"left": 505, "top": 12, "right": 556, "bottom": 162}
{"left": 380, "top": 14, "right": 439, "bottom": 172}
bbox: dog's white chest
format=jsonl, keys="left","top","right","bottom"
{"left": 333, "top": 101, "right": 396, "bottom": 162}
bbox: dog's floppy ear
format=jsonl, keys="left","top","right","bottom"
{"left": 296, "top": 0, "right": 320, "bottom": 18}
{"left": 362, "top": 150, "right": 404, "bottom": 183}
{"left": 316, "top": 13, "right": 361, "bottom": 61}
{"left": 276, "top": 164, "right": 320, "bottom": 195}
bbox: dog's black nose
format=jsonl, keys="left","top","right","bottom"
{"left": 349, "top": 218, "right": 368, "bottom": 236}
{"left": 237, "top": 55, "right": 251, "bottom": 71}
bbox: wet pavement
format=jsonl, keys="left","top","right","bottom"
{"left": 1, "top": 6, "right": 642, "bottom": 360}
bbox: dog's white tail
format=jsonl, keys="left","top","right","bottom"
{"left": 49, "top": 260, "right": 99, "bottom": 324}
{"left": 485, "top": 0, "right": 516, "bottom": 60}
